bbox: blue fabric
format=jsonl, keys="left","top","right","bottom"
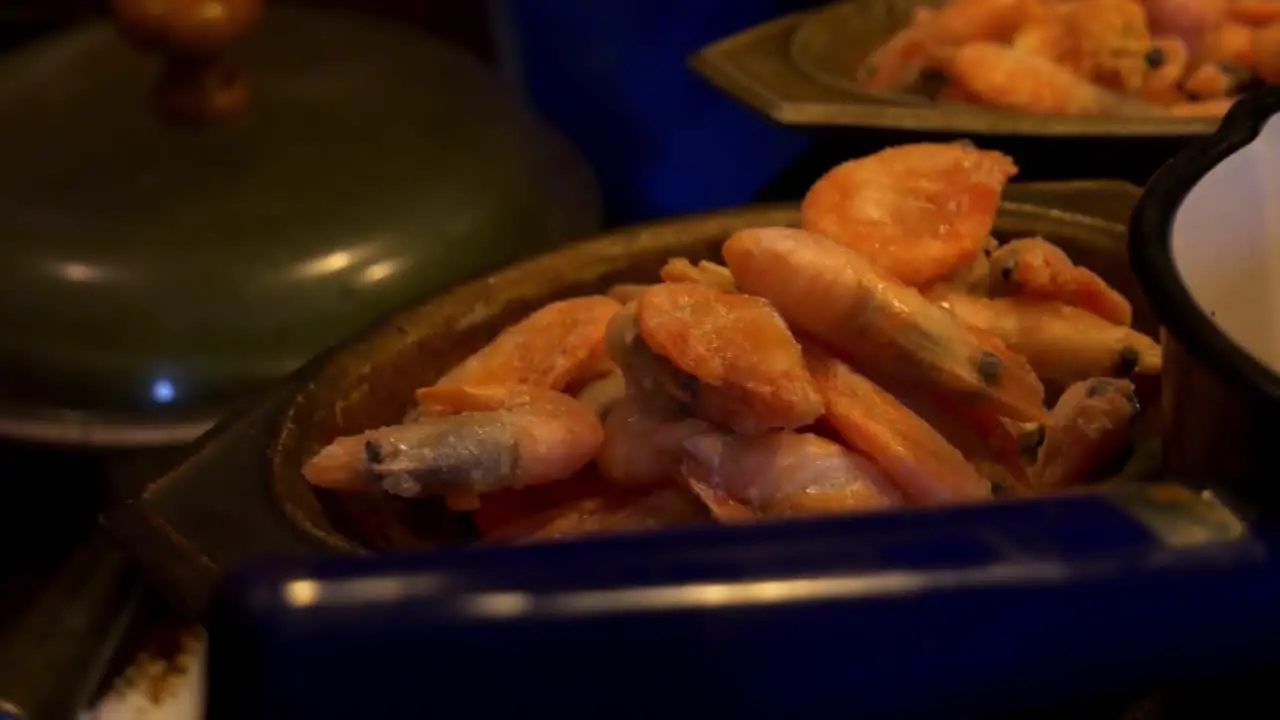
{"left": 503, "top": 0, "right": 818, "bottom": 224}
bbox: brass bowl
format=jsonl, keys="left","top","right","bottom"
{"left": 693, "top": 2, "right": 1217, "bottom": 137}
{"left": 270, "top": 183, "right": 1160, "bottom": 554}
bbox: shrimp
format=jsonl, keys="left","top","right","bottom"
{"left": 1144, "top": 0, "right": 1229, "bottom": 49}
{"left": 861, "top": 0, "right": 1042, "bottom": 92}
{"left": 681, "top": 431, "right": 904, "bottom": 522}
{"left": 1033, "top": 377, "right": 1140, "bottom": 489}
{"left": 1014, "top": 0, "right": 1153, "bottom": 93}
{"left": 302, "top": 385, "right": 603, "bottom": 499}
{"left": 573, "top": 369, "right": 628, "bottom": 420}
{"left": 1075, "top": 0, "right": 1155, "bottom": 92}
{"left": 597, "top": 395, "right": 713, "bottom": 487}
{"left": 723, "top": 227, "right": 1046, "bottom": 423}
{"left": 988, "top": 237, "right": 1134, "bottom": 325}
{"left": 605, "top": 302, "right": 682, "bottom": 399}
{"left": 1229, "top": 1, "right": 1280, "bottom": 26}
{"left": 928, "top": 237, "right": 995, "bottom": 296}
{"left": 632, "top": 282, "right": 824, "bottom": 435}
{"left": 606, "top": 283, "right": 651, "bottom": 305}
{"left": 1252, "top": 20, "right": 1280, "bottom": 83}
{"left": 435, "top": 295, "right": 620, "bottom": 392}
{"left": 930, "top": 292, "right": 1162, "bottom": 384}
{"left": 1197, "top": 21, "right": 1255, "bottom": 65}
{"left": 806, "top": 347, "right": 994, "bottom": 504}
{"left": 946, "top": 41, "right": 1169, "bottom": 116}
{"left": 1141, "top": 37, "right": 1192, "bottom": 103}
{"left": 800, "top": 142, "right": 1018, "bottom": 287}
{"left": 471, "top": 470, "right": 605, "bottom": 535}
{"left": 659, "top": 258, "right": 737, "bottom": 292}
{"left": 485, "top": 487, "right": 711, "bottom": 545}
{"left": 880, "top": 373, "right": 1040, "bottom": 494}
{"left": 1182, "top": 61, "right": 1256, "bottom": 98}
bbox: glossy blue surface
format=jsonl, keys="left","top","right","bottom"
{"left": 208, "top": 494, "right": 1280, "bottom": 719}
{"left": 497, "top": 0, "right": 819, "bottom": 224}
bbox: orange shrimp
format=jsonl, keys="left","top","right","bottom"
{"left": 681, "top": 430, "right": 904, "bottom": 522}
{"left": 946, "top": 41, "right": 1170, "bottom": 116}
{"left": 930, "top": 243, "right": 994, "bottom": 296}
{"left": 861, "top": 0, "right": 1042, "bottom": 92}
{"left": 606, "top": 283, "right": 650, "bottom": 305}
{"left": 723, "top": 227, "right": 1046, "bottom": 423}
{"left": 302, "top": 385, "right": 603, "bottom": 498}
{"left": 1084, "top": 0, "right": 1158, "bottom": 92}
{"left": 1145, "top": 0, "right": 1229, "bottom": 49}
{"left": 1033, "top": 377, "right": 1140, "bottom": 489}
{"left": 573, "top": 369, "right": 627, "bottom": 420}
{"left": 930, "top": 292, "right": 1162, "bottom": 384}
{"left": 901, "top": 391, "right": 1040, "bottom": 494}
{"left": 659, "top": 258, "right": 737, "bottom": 292}
{"left": 633, "top": 282, "right": 824, "bottom": 435}
{"left": 1252, "top": 20, "right": 1280, "bottom": 82}
{"left": 1229, "top": 1, "right": 1280, "bottom": 25}
{"left": 485, "top": 486, "right": 711, "bottom": 545}
{"left": 1011, "top": 2, "right": 1079, "bottom": 60}
{"left": 1141, "top": 36, "right": 1192, "bottom": 104}
{"left": 1013, "top": 0, "right": 1153, "bottom": 92}
{"left": 1182, "top": 61, "right": 1254, "bottom": 98}
{"left": 597, "top": 395, "right": 713, "bottom": 487}
{"left": 1197, "top": 21, "right": 1255, "bottom": 64}
{"left": 470, "top": 470, "right": 607, "bottom": 536}
{"left": 605, "top": 301, "right": 682, "bottom": 400}
{"left": 435, "top": 295, "right": 621, "bottom": 392}
{"left": 988, "top": 237, "right": 1134, "bottom": 325}
{"left": 805, "top": 347, "right": 993, "bottom": 504}
{"left": 800, "top": 142, "right": 1018, "bottom": 287}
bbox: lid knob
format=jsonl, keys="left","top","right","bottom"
{"left": 111, "top": 0, "right": 264, "bottom": 124}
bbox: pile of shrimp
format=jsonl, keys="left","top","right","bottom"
{"left": 302, "top": 142, "right": 1162, "bottom": 546}
{"left": 859, "top": 0, "right": 1280, "bottom": 118}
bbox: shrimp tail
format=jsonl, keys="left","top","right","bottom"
{"left": 679, "top": 446, "right": 760, "bottom": 524}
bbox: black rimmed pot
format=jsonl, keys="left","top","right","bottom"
{"left": 1130, "top": 87, "right": 1280, "bottom": 517}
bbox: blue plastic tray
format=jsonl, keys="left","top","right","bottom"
{"left": 207, "top": 483, "right": 1278, "bottom": 719}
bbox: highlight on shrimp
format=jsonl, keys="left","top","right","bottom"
{"left": 680, "top": 430, "right": 904, "bottom": 521}
{"left": 300, "top": 141, "right": 1164, "bottom": 550}
{"left": 303, "top": 385, "right": 604, "bottom": 501}
{"left": 800, "top": 142, "right": 1018, "bottom": 287}
{"left": 855, "top": 0, "right": 1273, "bottom": 119}
{"left": 722, "top": 226, "right": 1046, "bottom": 422}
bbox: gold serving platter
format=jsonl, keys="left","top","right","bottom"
{"left": 691, "top": 2, "right": 1220, "bottom": 137}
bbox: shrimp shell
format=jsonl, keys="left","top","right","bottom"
{"left": 681, "top": 430, "right": 903, "bottom": 521}
{"left": 597, "top": 394, "right": 713, "bottom": 487}
{"left": 435, "top": 295, "right": 620, "bottom": 391}
{"left": 1034, "top": 377, "right": 1140, "bottom": 489}
{"left": 723, "top": 227, "right": 1046, "bottom": 423}
{"left": 806, "top": 347, "right": 993, "bottom": 504}
{"left": 635, "top": 282, "right": 824, "bottom": 435}
{"left": 989, "top": 237, "right": 1134, "bottom": 325}
{"left": 932, "top": 292, "right": 1162, "bottom": 384}
{"left": 800, "top": 143, "right": 1018, "bottom": 287}
{"left": 659, "top": 258, "right": 737, "bottom": 292}
{"left": 947, "top": 41, "right": 1168, "bottom": 116}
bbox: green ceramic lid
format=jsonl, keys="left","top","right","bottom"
{"left": 0, "top": 6, "right": 599, "bottom": 446}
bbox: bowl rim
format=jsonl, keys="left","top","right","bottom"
{"left": 1129, "top": 86, "right": 1280, "bottom": 403}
